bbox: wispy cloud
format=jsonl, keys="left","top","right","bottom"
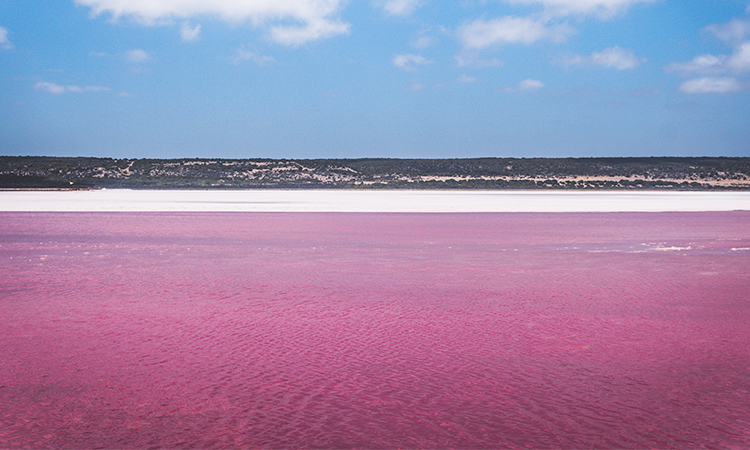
{"left": 503, "top": 79, "right": 545, "bottom": 92}
{"left": 392, "top": 53, "right": 433, "bottom": 71}
{"left": 457, "top": 16, "right": 574, "bottom": 49}
{"left": 35, "top": 81, "right": 66, "bottom": 94}
{"left": 678, "top": 77, "right": 743, "bottom": 94}
{"left": 409, "top": 26, "right": 448, "bottom": 50}
{"left": 666, "top": 42, "right": 750, "bottom": 76}
{"left": 562, "top": 46, "right": 644, "bottom": 70}
{"left": 665, "top": 54, "right": 726, "bottom": 76}
{"left": 0, "top": 26, "right": 13, "bottom": 50}
{"left": 181, "top": 22, "right": 201, "bottom": 42}
{"left": 411, "top": 35, "right": 436, "bottom": 49}
{"left": 704, "top": 19, "right": 750, "bottom": 46}
{"left": 505, "top": 0, "right": 656, "bottom": 19}
{"left": 35, "top": 81, "right": 111, "bottom": 94}
{"left": 667, "top": 14, "right": 750, "bottom": 95}
{"left": 455, "top": 54, "right": 503, "bottom": 68}
{"left": 81, "top": 85, "right": 111, "bottom": 92}
{"left": 75, "top": 0, "right": 350, "bottom": 46}
{"left": 127, "top": 49, "right": 150, "bottom": 63}
{"left": 378, "top": 0, "right": 422, "bottom": 16}
{"left": 270, "top": 19, "right": 350, "bottom": 46}
{"left": 457, "top": 74, "right": 478, "bottom": 83}
{"left": 233, "top": 46, "right": 275, "bottom": 65}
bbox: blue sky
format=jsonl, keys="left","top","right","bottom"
{"left": 1, "top": 0, "right": 749, "bottom": 158}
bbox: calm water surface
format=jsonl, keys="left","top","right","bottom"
{"left": 1, "top": 212, "right": 749, "bottom": 448}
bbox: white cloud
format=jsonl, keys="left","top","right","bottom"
{"left": 392, "top": 53, "right": 433, "bottom": 71}
{"left": 666, "top": 54, "right": 727, "bottom": 76}
{"left": 35, "top": 82, "right": 66, "bottom": 94}
{"left": 75, "top": 0, "right": 350, "bottom": 46}
{"left": 705, "top": 19, "right": 750, "bottom": 46}
{"left": 35, "top": 81, "right": 111, "bottom": 94}
{"left": 728, "top": 41, "right": 750, "bottom": 72}
{"left": 84, "top": 85, "right": 111, "bottom": 92}
{"left": 667, "top": 13, "right": 750, "bottom": 86}
{"left": 0, "top": 26, "right": 13, "bottom": 50}
{"left": 233, "top": 47, "right": 275, "bottom": 65}
{"left": 411, "top": 36, "right": 436, "bottom": 49}
{"left": 505, "top": 0, "right": 655, "bottom": 18}
{"left": 455, "top": 54, "right": 503, "bottom": 68}
{"left": 379, "top": 0, "right": 421, "bottom": 16}
{"left": 517, "top": 78, "right": 545, "bottom": 90}
{"left": 678, "top": 77, "right": 743, "bottom": 94}
{"left": 666, "top": 41, "right": 750, "bottom": 76}
{"left": 127, "top": 48, "right": 150, "bottom": 63}
{"left": 563, "top": 46, "right": 643, "bottom": 70}
{"left": 457, "top": 74, "right": 478, "bottom": 83}
{"left": 584, "top": 46, "right": 643, "bottom": 69}
{"left": 270, "top": 18, "right": 350, "bottom": 46}
{"left": 504, "top": 79, "right": 545, "bottom": 92}
{"left": 181, "top": 22, "right": 201, "bottom": 41}
{"left": 409, "top": 81, "right": 425, "bottom": 91}
{"left": 410, "top": 26, "right": 448, "bottom": 49}
{"left": 457, "top": 16, "right": 574, "bottom": 49}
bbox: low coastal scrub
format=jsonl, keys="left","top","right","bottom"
{"left": 1, "top": 156, "right": 748, "bottom": 189}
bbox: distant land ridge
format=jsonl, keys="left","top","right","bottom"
{"left": 1, "top": 156, "right": 749, "bottom": 190}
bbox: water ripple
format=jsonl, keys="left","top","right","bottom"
{"left": 1, "top": 212, "right": 749, "bottom": 448}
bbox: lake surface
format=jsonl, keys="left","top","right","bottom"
{"left": 1, "top": 212, "right": 749, "bottom": 448}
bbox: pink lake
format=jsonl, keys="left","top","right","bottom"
{"left": 1, "top": 212, "right": 749, "bottom": 448}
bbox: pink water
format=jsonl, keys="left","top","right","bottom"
{"left": 1, "top": 212, "right": 749, "bottom": 449}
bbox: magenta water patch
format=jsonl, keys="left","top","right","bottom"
{"left": 1, "top": 212, "right": 749, "bottom": 448}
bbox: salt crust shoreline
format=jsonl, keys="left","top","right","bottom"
{"left": 1, "top": 190, "right": 749, "bottom": 212}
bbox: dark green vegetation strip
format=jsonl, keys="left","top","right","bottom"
{"left": 1, "top": 156, "right": 749, "bottom": 190}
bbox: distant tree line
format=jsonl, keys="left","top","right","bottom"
{"left": 1, "top": 156, "right": 748, "bottom": 189}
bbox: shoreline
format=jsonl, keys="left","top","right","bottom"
{"left": 1, "top": 189, "right": 749, "bottom": 212}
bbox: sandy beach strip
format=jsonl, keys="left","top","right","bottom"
{"left": 1, "top": 189, "right": 749, "bottom": 212}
